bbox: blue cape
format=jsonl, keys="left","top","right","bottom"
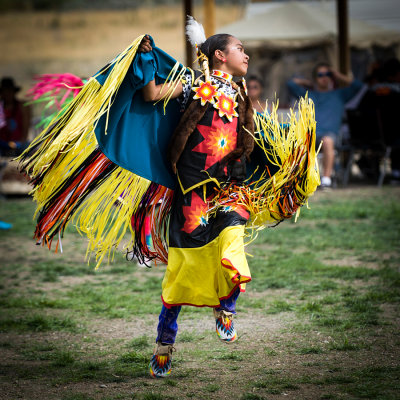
{"left": 94, "top": 36, "right": 183, "bottom": 189}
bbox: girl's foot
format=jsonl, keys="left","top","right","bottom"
{"left": 149, "top": 342, "right": 175, "bottom": 378}
{"left": 214, "top": 309, "right": 237, "bottom": 343}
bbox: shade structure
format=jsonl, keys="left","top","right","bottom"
{"left": 219, "top": 1, "right": 400, "bottom": 49}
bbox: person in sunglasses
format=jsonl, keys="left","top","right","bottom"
{"left": 287, "top": 62, "right": 363, "bottom": 189}
{"left": 247, "top": 76, "right": 266, "bottom": 114}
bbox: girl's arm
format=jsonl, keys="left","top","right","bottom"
{"left": 142, "top": 79, "right": 183, "bottom": 102}
{"left": 139, "top": 35, "right": 184, "bottom": 102}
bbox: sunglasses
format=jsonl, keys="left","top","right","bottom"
{"left": 317, "top": 71, "right": 333, "bottom": 78}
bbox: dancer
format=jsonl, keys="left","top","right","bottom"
{"left": 139, "top": 29, "right": 254, "bottom": 377}
{"left": 18, "top": 18, "right": 319, "bottom": 379}
{"left": 0, "top": 77, "right": 31, "bottom": 157}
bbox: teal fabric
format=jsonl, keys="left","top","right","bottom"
{"left": 94, "top": 36, "right": 183, "bottom": 189}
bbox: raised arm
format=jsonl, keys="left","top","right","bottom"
{"left": 330, "top": 68, "right": 353, "bottom": 86}
{"left": 142, "top": 79, "right": 183, "bottom": 102}
{"left": 287, "top": 78, "right": 309, "bottom": 98}
{"left": 139, "top": 35, "right": 184, "bottom": 102}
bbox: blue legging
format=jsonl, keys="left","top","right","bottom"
{"left": 156, "top": 287, "right": 241, "bottom": 344}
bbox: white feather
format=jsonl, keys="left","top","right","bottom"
{"left": 185, "top": 15, "right": 206, "bottom": 47}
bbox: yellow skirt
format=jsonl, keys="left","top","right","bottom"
{"left": 161, "top": 225, "right": 251, "bottom": 308}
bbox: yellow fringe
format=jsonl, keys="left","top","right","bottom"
{"left": 75, "top": 166, "right": 150, "bottom": 269}
{"left": 19, "top": 35, "right": 157, "bottom": 269}
{"left": 155, "top": 63, "right": 194, "bottom": 113}
{"left": 29, "top": 127, "right": 151, "bottom": 269}
{"left": 250, "top": 95, "right": 320, "bottom": 226}
{"left": 208, "top": 95, "right": 320, "bottom": 234}
{"left": 32, "top": 129, "right": 98, "bottom": 208}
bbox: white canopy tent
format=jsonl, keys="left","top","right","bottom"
{"left": 218, "top": 1, "right": 400, "bottom": 106}
{"left": 246, "top": 0, "right": 400, "bottom": 35}
{"left": 219, "top": 1, "right": 400, "bottom": 49}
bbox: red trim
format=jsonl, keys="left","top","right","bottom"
{"left": 219, "top": 283, "right": 245, "bottom": 300}
{"left": 161, "top": 295, "right": 220, "bottom": 309}
{"left": 221, "top": 258, "right": 251, "bottom": 284}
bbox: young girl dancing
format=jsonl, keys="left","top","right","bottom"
{"left": 18, "top": 18, "right": 319, "bottom": 379}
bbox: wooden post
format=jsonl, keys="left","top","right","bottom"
{"left": 203, "top": 0, "right": 216, "bottom": 38}
{"left": 184, "top": 0, "right": 193, "bottom": 67}
{"left": 337, "top": 0, "right": 350, "bottom": 74}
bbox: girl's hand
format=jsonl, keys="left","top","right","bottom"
{"left": 139, "top": 35, "right": 152, "bottom": 53}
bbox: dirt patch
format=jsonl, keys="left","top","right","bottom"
{"left": 381, "top": 303, "right": 400, "bottom": 329}
{"left": 321, "top": 254, "right": 380, "bottom": 269}
{"left": 320, "top": 250, "right": 399, "bottom": 270}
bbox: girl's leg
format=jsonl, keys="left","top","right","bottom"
{"left": 150, "top": 305, "right": 181, "bottom": 378}
{"left": 216, "top": 286, "right": 240, "bottom": 314}
{"left": 214, "top": 287, "right": 240, "bottom": 343}
{"left": 156, "top": 305, "right": 182, "bottom": 344}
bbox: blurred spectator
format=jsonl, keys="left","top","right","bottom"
{"left": 372, "top": 58, "right": 400, "bottom": 93}
{"left": 370, "top": 58, "right": 400, "bottom": 184}
{"left": 287, "top": 62, "right": 363, "bottom": 189}
{"left": 247, "top": 76, "right": 266, "bottom": 114}
{"left": 0, "top": 77, "right": 31, "bottom": 157}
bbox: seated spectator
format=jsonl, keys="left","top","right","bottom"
{"left": 287, "top": 62, "right": 363, "bottom": 189}
{"left": 0, "top": 77, "right": 31, "bottom": 157}
{"left": 247, "top": 76, "right": 266, "bottom": 114}
{"left": 370, "top": 58, "right": 400, "bottom": 184}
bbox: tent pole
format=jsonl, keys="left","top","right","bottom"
{"left": 184, "top": 0, "right": 193, "bottom": 67}
{"left": 204, "top": 0, "right": 216, "bottom": 38}
{"left": 337, "top": 0, "right": 350, "bottom": 75}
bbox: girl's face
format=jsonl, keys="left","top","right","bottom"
{"left": 219, "top": 37, "right": 249, "bottom": 77}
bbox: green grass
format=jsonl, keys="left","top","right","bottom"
{"left": 265, "top": 299, "right": 294, "bottom": 314}
{"left": 328, "top": 336, "right": 364, "bottom": 351}
{"left": 0, "top": 188, "right": 399, "bottom": 399}
{"left": 32, "top": 259, "right": 96, "bottom": 281}
{"left": 0, "top": 313, "right": 81, "bottom": 333}
{"left": 127, "top": 335, "right": 150, "bottom": 349}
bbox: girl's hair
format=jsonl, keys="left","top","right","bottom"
{"left": 199, "top": 34, "right": 233, "bottom": 69}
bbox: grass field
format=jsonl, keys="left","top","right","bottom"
{"left": 0, "top": 186, "right": 399, "bottom": 399}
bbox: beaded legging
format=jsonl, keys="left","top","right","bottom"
{"left": 156, "top": 287, "right": 241, "bottom": 344}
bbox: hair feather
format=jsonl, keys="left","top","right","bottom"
{"left": 185, "top": 15, "right": 206, "bottom": 47}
